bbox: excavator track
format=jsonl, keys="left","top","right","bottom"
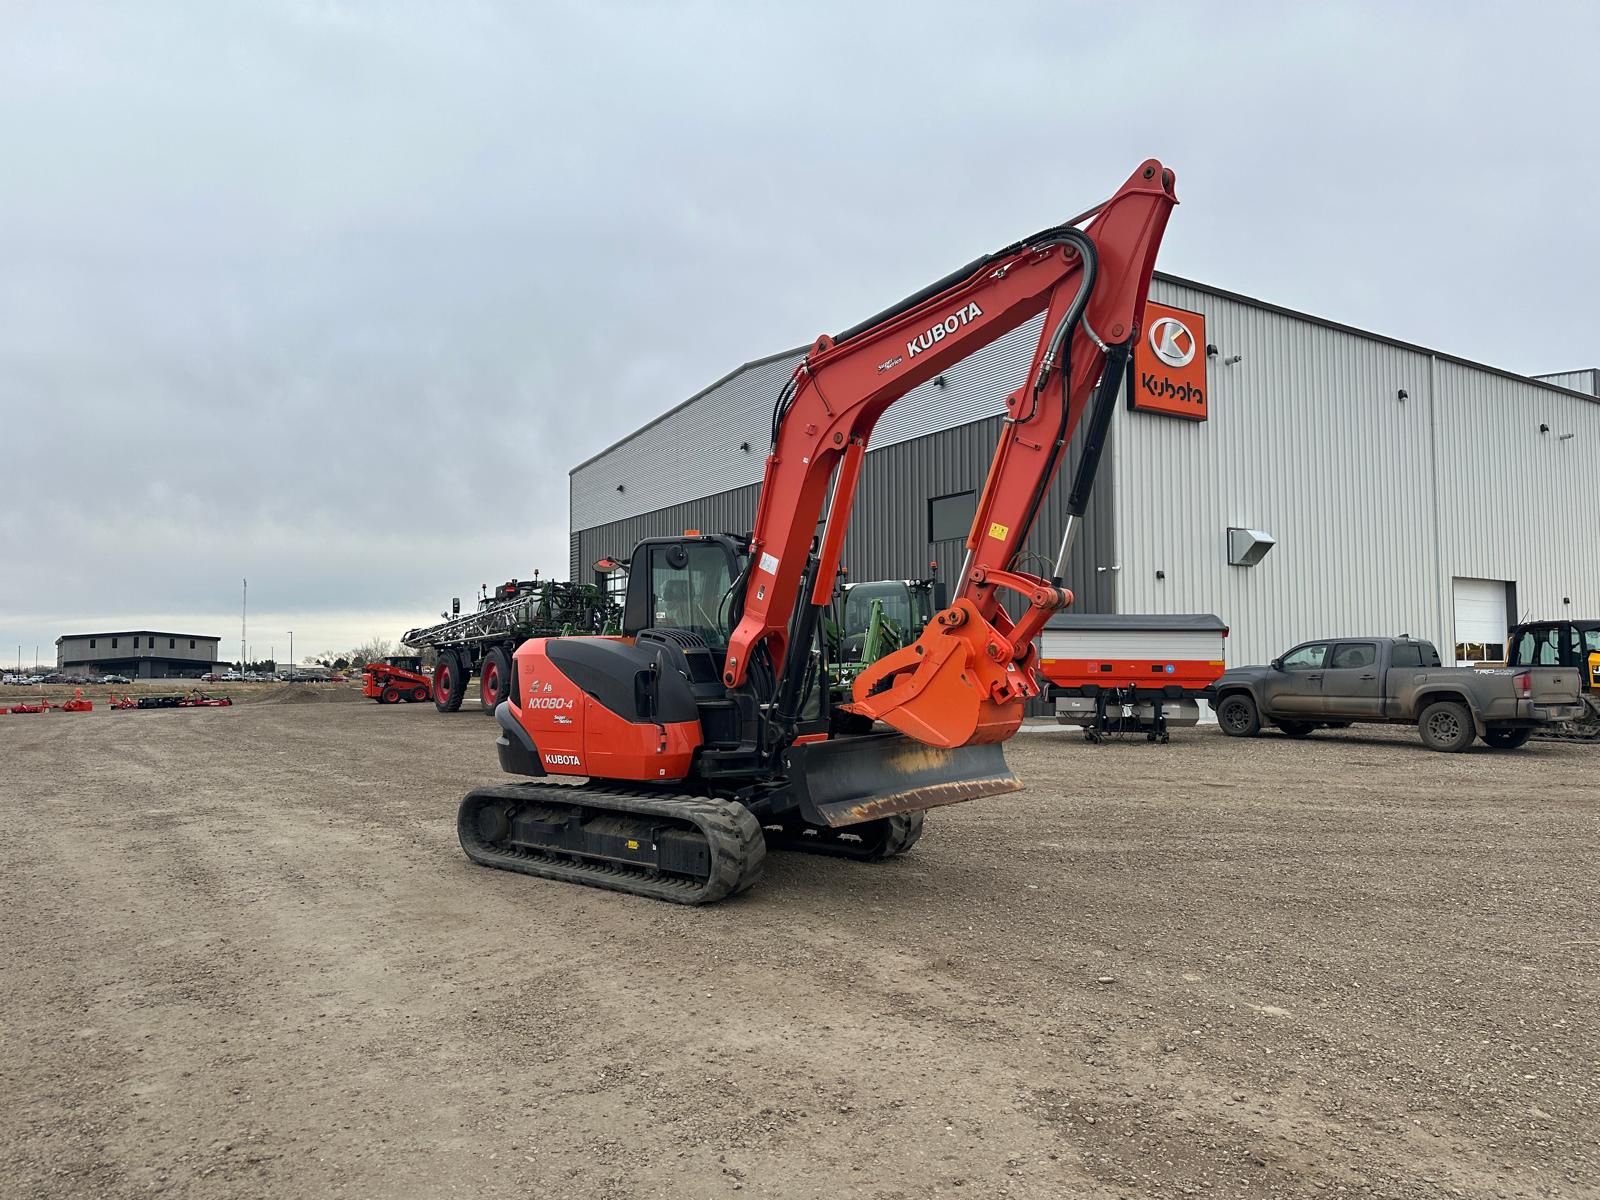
{"left": 764, "top": 812, "right": 925, "bottom": 861}
{"left": 1534, "top": 695, "right": 1600, "bottom": 743}
{"left": 458, "top": 782, "right": 766, "bottom": 905}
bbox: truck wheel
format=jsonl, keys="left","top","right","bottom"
{"left": 381, "top": 685, "right": 401, "bottom": 704}
{"left": 1482, "top": 727, "right": 1532, "bottom": 750}
{"left": 480, "top": 647, "right": 512, "bottom": 714}
{"left": 433, "top": 652, "right": 467, "bottom": 713}
{"left": 411, "top": 685, "right": 429, "bottom": 703}
{"left": 1277, "top": 720, "right": 1316, "bottom": 738}
{"left": 1418, "top": 700, "right": 1475, "bottom": 752}
{"left": 1217, "top": 694, "right": 1260, "bottom": 737}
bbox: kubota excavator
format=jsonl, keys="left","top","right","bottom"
{"left": 458, "top": 160, "right": 1177, "bottom": 902}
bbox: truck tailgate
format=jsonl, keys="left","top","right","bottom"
{"left": 1524, "top": 667, "right": 1582, "bottom": 705}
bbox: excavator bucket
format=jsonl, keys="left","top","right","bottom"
{"left": 842, "top": 599, "right": 1042, "bottom": 748}
{"left": 783, "top": 731, "right": 1020, "bottom": 828}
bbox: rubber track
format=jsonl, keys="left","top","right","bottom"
{"left": 458, "top": 782, "right": 766, "bottom": 905}
{"left": 1534, "top": 696, "right": 1600, "bottom": 743}
{"left": 764, "top": 812, "right": 925, "bottom": 862}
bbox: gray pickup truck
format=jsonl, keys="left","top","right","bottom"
{"left": 1214, "top": 636, "right": 1584, "bottom": 751}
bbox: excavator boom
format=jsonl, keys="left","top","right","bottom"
{"left": 727, "top": 160, "right": 1177, "bottom": 747}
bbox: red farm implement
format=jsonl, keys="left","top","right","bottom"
{"left": 362, "top": 657, "right": 433, "bottom": 705}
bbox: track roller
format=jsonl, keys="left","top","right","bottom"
{"left": 458, "top": 783, "right": 766, "bottom": 904}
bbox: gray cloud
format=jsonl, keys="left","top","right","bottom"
{"left": 3, "top": 1, "right": 1596, "bottom": 661}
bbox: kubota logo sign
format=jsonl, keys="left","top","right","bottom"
{"left": 1130, "top": 302, "right": 1208, "bottom": 422}
{"left": 1148, "top": 316, "right": 1196, "bottom": 368}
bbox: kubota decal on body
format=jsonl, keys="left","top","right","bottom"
{"left": 907, "top": 301, "right": 982, "bottom": 358}
{"left": 523, "top": 678, "right": 575, "bottom": 710}
{"left": 544, "top": 753, "right": 581, "bottom": 767}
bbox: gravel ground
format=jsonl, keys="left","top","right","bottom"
{"left": 1, "top": 698, "right": 1595, "bottom": 1200}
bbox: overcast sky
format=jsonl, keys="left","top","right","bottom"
{"left": 2, "top": 1, "right": 1595, "bottom": 666}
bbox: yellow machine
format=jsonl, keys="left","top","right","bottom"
{"left": 1506, "top": 620, "right": 1600, "bottom": 740}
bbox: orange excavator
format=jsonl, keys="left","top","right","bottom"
{"left": 459, "top": 161, "right": 1177, "bottom": 902}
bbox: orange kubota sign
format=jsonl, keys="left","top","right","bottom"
{"left": 1130, "top": 300, "right": 1207, "bottom": 421}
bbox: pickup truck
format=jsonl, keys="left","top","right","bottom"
{"left": 1213, "top": 636, "right": 1584, "bottom": 751}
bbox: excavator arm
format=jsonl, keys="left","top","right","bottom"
{"left": 725, "top": 160, "right": 1177, "bottom": 748}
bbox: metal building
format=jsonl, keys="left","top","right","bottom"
{"left": 569, "top": 273, "right": 1599, "bottom": 671}
{"left": 55, "top": 630, "right": 223, "bottom": 679}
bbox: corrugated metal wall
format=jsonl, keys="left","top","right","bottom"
{"left": 569, "top": 353, "right": 798, "bottom": 530}
{"left": 571, "top": 413, "right": 1117, "bottom": 615}
{"left": 1533, "top": 369, "right": 1598, "bottom": 397}
{"left": 1118, "top": 280, "right": 1600, "bottom": 666}
{"left": 1117, "top": 280, "right": 1444, "bottom": 666}
{"left": 569, "top": 318, "right": 1053, "bottom": 529}
{"left": 1431, "top": 359, "right": 1600, "bottom": 622}
{"left": 571, "top": 484, "right": 761, "bottom": 578}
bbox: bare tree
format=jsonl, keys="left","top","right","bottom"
{"left": 350, "top": 636, "right": 393, "bottom": 666}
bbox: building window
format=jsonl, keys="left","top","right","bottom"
{"left": 169, "top": 638, "right": 175, "bottom": 649}
{"left": 928, "top": 491, "right": 977, "bottom": 543}
{"left": 90, "top": 639, "right": 96, "bottom": 649}
{"left": 1455, "top": 641, "right": 1505, "bottom": 666}
{"left": 112, "top": 637, "right": 118, "bottom": 649}
{"left": 190, "top": 640, "right": 196, "bottom": 650}
{"left": 134, "top": 637, "right": 141, "bottom": 649}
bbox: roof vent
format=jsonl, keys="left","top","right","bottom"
{"left": 1227, "top": 527, "right": 1276, "bottom": 567}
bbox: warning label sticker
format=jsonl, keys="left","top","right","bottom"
{"left": 759, "top": 552, "right": 780, "bottom": 575}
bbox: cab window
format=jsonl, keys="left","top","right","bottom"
{"left": 1281, "top": 643, "right": 1329, "bottom": 670}
{"left": 1330, "top": 642, "right": 1377, "bottom": 670}
{"left": 1509, "top": 628, "right": 1565, "bottom": 666}
{"left": 841, "top": 583, "right": 916, "bottom": 640}
{"left": 1533, "top": 628, "right": 1564, "bottom": 666}
{"left": 647, "top": 544, "right": 734, "bottom": 648}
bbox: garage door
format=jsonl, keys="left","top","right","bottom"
{"left": 1452, "top": 577, "right": 1510, "bottom": 666}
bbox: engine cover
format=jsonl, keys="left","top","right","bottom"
{"left": 508, "top": 636, "right": 703, "bottom": 782}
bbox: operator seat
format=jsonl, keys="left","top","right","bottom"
{"left": 656, "top": 579, "right": 690, "bottom": 629}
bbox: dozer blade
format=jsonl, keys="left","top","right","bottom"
{"left": 782, "top": 732, "right": 1021, "bottom": 829}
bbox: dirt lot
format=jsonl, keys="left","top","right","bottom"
{"left": 2, "top": 698, "right": 1595, "bottom": 1200}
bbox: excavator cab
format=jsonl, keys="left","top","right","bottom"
{"left": 622, "top": 533, "right": 832, "bottom": 731}
{"left": 623, "top": 536, "right": 741, "bottom": 650}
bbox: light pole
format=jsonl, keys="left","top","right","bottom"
{"left": 288, "top": 630, "right": 294, "bottom": 681}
